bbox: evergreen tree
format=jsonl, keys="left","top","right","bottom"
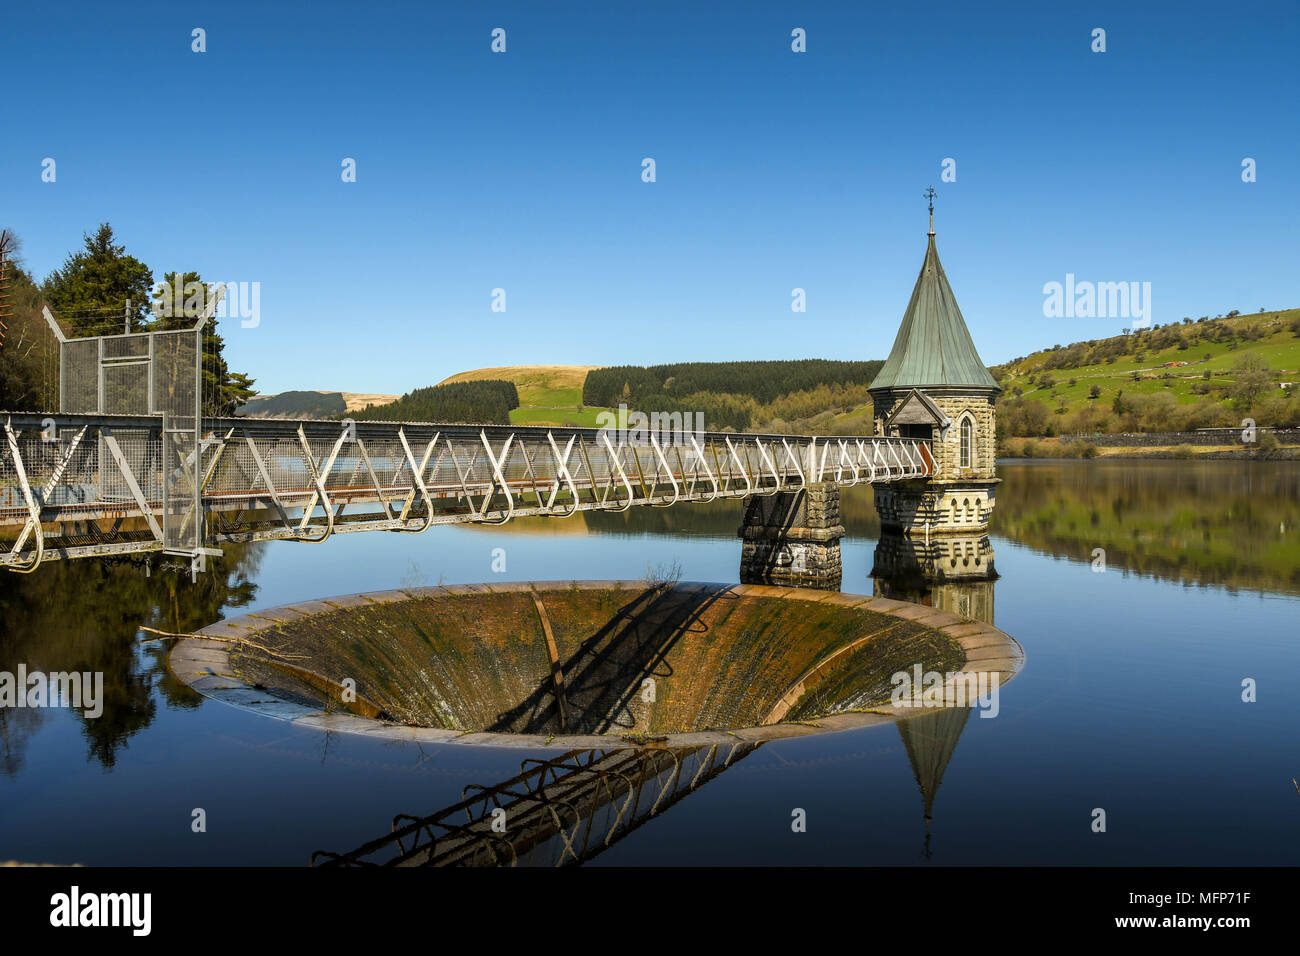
{"left": 0, "top": 232, "right": 60, "bottom": 411}
{"left": 42, "top": 224, "right": 154, "bottom": 336}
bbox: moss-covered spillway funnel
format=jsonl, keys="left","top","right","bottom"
{"left": 169, "top": 581, "right": 1023, "bottom": 749}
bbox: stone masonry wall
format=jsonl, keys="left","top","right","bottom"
{"left": 1058, "top": 427, "right": 1300, "bottom": 447}
{"left": 738, "top": 482, "right": 844, "bottom": 590}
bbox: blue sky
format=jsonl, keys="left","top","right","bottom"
{"left": 3, "top": 0, "right": 1296, "bottom": 395}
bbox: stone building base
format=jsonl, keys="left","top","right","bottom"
{"left": 873, "top": 478, "right": 999, "bottom": 536}
{"left": 738, "top": 482, "right": 843, "bottom": 591}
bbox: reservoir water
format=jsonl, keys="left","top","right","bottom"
{"left": 1, "top": 459, "right": 1296, "bottom": 865}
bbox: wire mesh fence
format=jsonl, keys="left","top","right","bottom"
{"left": 54, "top": 319, "right": 204, "bottom": 555}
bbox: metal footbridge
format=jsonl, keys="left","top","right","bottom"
{"left": 0, "top": 307, "right": 933, "bottom": 573}
{"left": 1, "top": 411, "right": 933, "bottom": 572}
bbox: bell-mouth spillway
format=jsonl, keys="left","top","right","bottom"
{"left": 167, "top": 581, "right": 1024, "bottom": 749}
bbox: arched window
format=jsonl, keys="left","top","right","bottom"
{"left": 960, "top": 417, "right": 974, "bottom": 468}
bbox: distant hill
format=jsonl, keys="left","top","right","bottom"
{"left": 233, "top": 367, "right": 601, "bottom": 427}
{"left": 434, "top": 361, "right": 891, "bottom": 433}
{"left": 439, "top": 365, "right": 605, "bottom": 427}
{"left": 584, "top": 359, "right": 887, "bottom": 433}
{"left": 990, "top": 308, "right": 1300, "bottom": 437}
{"left": 236, "top": 390, "right": 398, "bottom": 419}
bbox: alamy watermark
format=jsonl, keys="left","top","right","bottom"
{"left": 891, "top": 665, "right": 1001, "bottom": 718}
{"left": 1043, "top": 274, "right": 1151, "bottom": 328}
{"left": 595, "top": 404, "right": 705, "bottom": 447}
{"left": 151, "top": 279, "right": 261, "bottom": 328}
{"left": 50, "top": 886, "right": 150, "bottom": 936}
{"left": 0, "top": 665, "right": 104, "bottom": 718}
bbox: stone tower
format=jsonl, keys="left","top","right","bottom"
{"left": 869, "top": 199, "right": 1001, "bottom": 536}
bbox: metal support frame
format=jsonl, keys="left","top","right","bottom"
{"left": 3, "top": 419, "right": 45, "bottom": 572}
{"left": 394, "top": 427, "right": 437, "bottom": 530}
{"left": 101, "top": 427, "right": 164, "bottom": 542}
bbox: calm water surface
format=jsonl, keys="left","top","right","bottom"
{"left": 1, "top": 460, "right": 1296, "bottom": 865}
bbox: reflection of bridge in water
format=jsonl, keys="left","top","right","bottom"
{"left": 312, "top": 744, "right": 759, "bottom": 867}
{"left": 312, "top": 711, "right": 984, "bottom": 867}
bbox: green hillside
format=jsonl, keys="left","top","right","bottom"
{"left": 585, "top": 359, "right": 886, "bottom": 433}
{"left": 990, "top": 309, "right": 1300, "bottom": 437}
{"left": 277, "top": 307, "right": 1299, "bottom": 440}
{"left": 438, "top": 365, "right": 606, "bottom": 426}
{"left": 434, "top": 360, "right": 888, "bottom": 433}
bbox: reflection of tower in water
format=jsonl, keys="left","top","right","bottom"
{"left": 872, "top": 531, "right": 996, "bottom": 621}
{"left": 873, "top": 530, "right": 997, "bottom": 859}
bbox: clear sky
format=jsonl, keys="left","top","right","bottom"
{"left": 3, "top": 0, "right": 1296, "bottom": 395}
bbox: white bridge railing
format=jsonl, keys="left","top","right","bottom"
{"left": 1, "top": 413, "right": 933, "bottom": 572}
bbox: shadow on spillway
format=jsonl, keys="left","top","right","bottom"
{"left": 488, "top": 584, "right": 732, "bottom": 735}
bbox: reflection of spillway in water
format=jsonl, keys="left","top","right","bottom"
{"left": 170, "top": 581, "right": 1021, "bottom": 745}
{"left": 313, "top": 708, "right": 979, "bottom": 866}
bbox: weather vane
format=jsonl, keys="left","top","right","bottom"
{"left": 924, "top": 186, "right": 937, "bottom": 234}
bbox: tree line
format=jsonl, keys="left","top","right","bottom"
{"left": 583, "top": 360, "right": 885, "bottom": 432}
{"left": 351, "top": 379, "right": 520, "bottom": 424}
{"left": 584, "top": 360, "right": 884, "bottom": 407}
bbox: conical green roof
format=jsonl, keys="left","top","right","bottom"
{"left": 870, "top": 233, "right": 1000, "bottom": 391}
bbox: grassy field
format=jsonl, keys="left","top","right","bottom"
{"left": 508, "top": 405, "right": 609, "bottom": 427}
{"left": 438, "top": 365, "right": 611, "bottom": 427}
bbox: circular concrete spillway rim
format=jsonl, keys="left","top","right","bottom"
{"left": 167, "top": 581, "right": 1024, "bottom": 751}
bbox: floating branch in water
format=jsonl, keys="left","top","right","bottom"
{"left": 137, "top": 625, "right": 306, "bottom": 661}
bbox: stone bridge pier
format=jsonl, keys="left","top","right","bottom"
{"left": 737, "top": 482, "right": 843, "bottom": 591}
